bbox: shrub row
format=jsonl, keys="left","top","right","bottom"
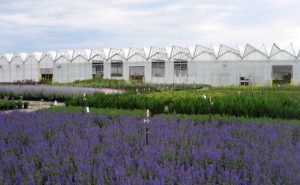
{"left": 66, "top": 93, "right": 167, "bottom": 114}
{"left": 0, "top": 100, "right": 29, "bottom": 110}
{"left": 65, "top": 93, "right": 300, "bottom": 119}
{"left": 56, "top": 78, "right": 208, "bottom": 92}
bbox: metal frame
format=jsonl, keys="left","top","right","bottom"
{"left": 217, "top": 44, "right": 241, "bottom": 59}
{"left": 127, "top": 48, "right": 147, "bottom": 59}
{"left": 269, "top": 43, "right": 296, "bottom": 58}
{"left": 243, "top": 44, "right": 268, "bottom": 58}
{"left": 72, "top": 49, "right": 89, "bottom": 62}
{"left": 55, "top": 50, "right": 72, "bottom": 62}
{"left": 89, "top": 49, "right": 106, "bottom": 61}
{"left": 193, "top": 45, "right": 216, "bottom": 59}
{"left": 148, "top": 47, "right": 168, "bottom": 61}
{"left": 170, "top": 45, "right": 192, "bottom": 61}
{"left": 107, "top": 48, "right": 126, "bottom": 61}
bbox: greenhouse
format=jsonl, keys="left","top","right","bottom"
{"left": 0, "top": 43, "right": 299, "bottom": 86}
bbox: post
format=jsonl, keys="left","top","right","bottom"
{"left": 83, "top": 93, "right": 86, "bottom": 114}
{"left": 209, "top": 97, "right": 213, "bottom": 122}
{"left": 144, "top": 109, "right": 150, "bottom": 145}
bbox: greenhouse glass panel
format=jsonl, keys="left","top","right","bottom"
{"left": 152, "top": 61, "right": 165, "bottom": 77}
{"left": 174, "top": 61, "right": 188, "bottom": 77}
{"left": 111, "top": 62, "right": 123, "bottom": 77}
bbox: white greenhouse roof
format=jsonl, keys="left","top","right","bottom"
{"left": 218, "top": 44, "right": 241, "bottom": 58}
{"left": 90, "top": 49, "right": 106, "bottom": 60}
{"left": 72, "top": 49, "right": 88, "bottom": 59}
{"left": 24, "top": 53, "right": 36, "bottom": 61}
{"left": 193, "top": 45, "right": 216, "bottom": 58}
{"left": 243, "top": 44, "right": 268, "bottom": 58}
{"left": 4, "top": 54, "right": 13, "bottom": 62}
{"left": 269, "top": 43, "right": 296, "bottom": 58}
{"left": 33, "top": 52, "right": 43, "bottom": 61}
{"left": 170, "top": 46, "right": 192, "bottom": 60}
{"left": 127, "top": 48, "right": 147, "bottom": 59}
{"left": 108, "top": 48, "right": 126, "bottom": 61}
{"left": 148, "top": 47, "right": 168, "bottom": 61}
{"left": 1, "top": 43, "right": 300, "bottom": 61}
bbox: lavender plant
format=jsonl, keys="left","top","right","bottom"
{"left": 0, "top": 85, "right": 122, "bottom": 101}
{"left": 0, "top": 111, "right": 299, "bottom": 184}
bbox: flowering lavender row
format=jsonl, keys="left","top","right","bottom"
{"left": 0, "top": 85, "right": 122, "bottom": 100}
{"left": 0, "top": 111, "right": 299, "bottom": 184}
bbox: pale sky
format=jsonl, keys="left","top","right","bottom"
{"left": 0, "top": 0, "right": 300, "bottom": 54}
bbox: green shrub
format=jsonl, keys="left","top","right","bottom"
{"left": 65, "top": 92, "right": 300, "bottom": 119}
{"left": 0, "top": 100, "right": 28, "bottom": 110}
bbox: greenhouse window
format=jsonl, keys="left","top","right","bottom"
{"left": 174, "top": 60, "right": 188, "bottom": 77}
{"left": 152, "top": 61, "right": 165, "bottom": 77}
{"left": 111, "top": 62, "right": 123, "bottom": 77}
{"left": 92, "top": 61, "right": 104, "bottom": 78}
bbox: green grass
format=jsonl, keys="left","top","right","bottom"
{"left": 45, "top": 106, "right": 300, "bottom": 125}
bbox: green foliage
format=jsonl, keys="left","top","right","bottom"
{"left": 0, "top": 100, "right": 29, "bottom": 110}
{"left": 65, "top": 92, "right": 300, "bottom": 120}
{"left": 0, "top": 89, "right": 70, "bottom": 101}
{"left": 47, "top": 106, "right": 145, "bottom": 117}
{"left": 65, "top": 93, "right": 166, "bottom": 115}
{"left": 45, "top": 106, "right": 300, "bottom": 125}
{"left": 54, "top": 78, "right": 207, "bottom": 93}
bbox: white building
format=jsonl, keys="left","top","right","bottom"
{"left": 0, "top": 43, "right": 299, "bottom": 86}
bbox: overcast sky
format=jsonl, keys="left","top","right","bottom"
{"left": 0, "top": 0, "right": 300, "bottom": 54}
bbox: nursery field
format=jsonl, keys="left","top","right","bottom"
{"left": 0, "top": 111, "right": 299, "bottom": 184}
{"left": 66, "top": 87, "right": 300, "bottom": 119}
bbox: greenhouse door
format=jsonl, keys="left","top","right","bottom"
{"left": 40, "top": 68, "right": 53, "bottom": 83}
{"left": 272, "top": 65, "right": 292, "bottom": 85}
{"left": 92, "top": 62, "right": 104, "bottom": 78}
{"left": 129, "top": 66, "right": 145, "bottom": 83}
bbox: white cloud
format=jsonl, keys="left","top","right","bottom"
{"left": 0, "top": 0, "right": 299, "bottom": 53}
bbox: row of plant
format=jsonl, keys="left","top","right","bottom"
{"left": 65, "top": 92, "right": 300, "bottom": 119}
{"left": 0, "top": 85, "right": 115, "bottom": 101}
{"left": 0, "top": 111, "right": 298, "bottom": 184}
{"left": 0, "top": 100, "right": 29, "bottom": 110}
{"left": 54, "top": 78, "right": 208, "bottom": 92}
{"left": 47, "top": 106, "right": 300, "bottom": 125}
{"left": 148, "top": 87, "right": 300, "bottom": 101}
{"left": 47, "top": 106, "right": 145, "bottom": 117}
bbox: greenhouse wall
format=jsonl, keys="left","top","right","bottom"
{"left": 0, "top": 44, "right": 299, "bottom": 86}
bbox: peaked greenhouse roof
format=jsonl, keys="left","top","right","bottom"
{"left": 243, "top": 44, "right": 268, "bottom": 58}
{"left": 148, "top": 47, "right": 168, "bottom": 61}
{"left": 89, "top": 49, "right": 106, "bottom": 61}
{"left": 108, "top": 48, "right": 126, "bottom": 61}
{"left": 72, "top": 49, "right": 89, "bottom": 60}
{"left": 269, "top": 43, "right": 296, "bottom": 58}
{"left": 55, "top": 50, "right": 72, "bottom": 60}
{"left": 127, "top": 48, "right": 147, "bottom": 59}
{"left": 170, "top": 46, "right": 192, "bottom": 60}
{"left": 218, "top": 44, "right": 241, "bottom": 58}
{"left": 193, "top": 45, "right": 216, "bottom": 58}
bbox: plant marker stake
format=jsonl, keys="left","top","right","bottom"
{"left": 54, "top": 100, "right": 57, "bottom": 106}
{"left": 86, "top": 107, "right": 90, "bottom": 114}
{"left": 209, "top": 97, "right": 213, "bottom": 122}
{"left": 144, "top": 109, "right": 150, "bottom": 146}
{"left": 83, "top": 93, "right": 86, "bottom": 114}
